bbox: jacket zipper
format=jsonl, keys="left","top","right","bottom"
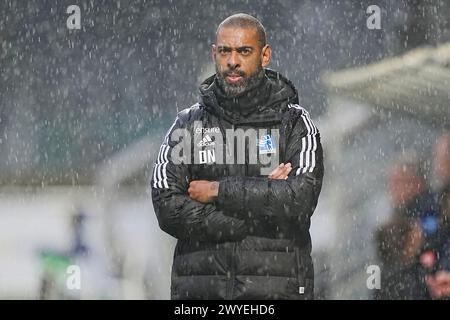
{"left": 231, "top": 123, "right": 249, "bottom": 176}
{"left": 216, "top": 119, "right": 233, "bottom": 166}
{"left": 229, "top": 242, "right": 237, "bottom": 300}
{"left": 229, "top": 123, "right": 236, "bottom": 299}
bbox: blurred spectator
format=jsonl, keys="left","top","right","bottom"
{"left": 425, "top": 181, "right": 450, "bottom": 299}
{"left": 381, "top": 134, "right": 450, "bottom": 300}
{"left": 70, "top": 210, "right": 89, "bottom": 257}
{"left": 423, "top": 133, "right": 450, "bottom": 299}
{"left": 374, "top": 152, "right": 435, "bottom": 299}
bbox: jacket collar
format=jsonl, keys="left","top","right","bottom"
{"left": 199, "top": 69, "right": 299, "bottom": 125}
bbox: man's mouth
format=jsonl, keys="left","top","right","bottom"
{"left": 226, "top": 73, "right": 243, "bottom": 84}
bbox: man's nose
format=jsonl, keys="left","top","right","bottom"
{"left": 227, "top": 51, "right": 240, "bottom": 69}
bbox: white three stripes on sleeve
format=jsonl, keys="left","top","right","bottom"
{"left": 152, "top": 119, "right": 178, "bottom": 189}
{"left": 293, "top": 106, "right": 318, "bottom": 176}
{"left": 153, "top": 143, "right": 170, "bottom": 189}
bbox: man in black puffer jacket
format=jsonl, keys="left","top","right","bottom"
{"left": 151, "top": 13, "right": 324, "bottom": 300}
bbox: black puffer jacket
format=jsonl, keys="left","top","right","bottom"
{"left": 151, "top": 69, "right": 324, "bottom": 299}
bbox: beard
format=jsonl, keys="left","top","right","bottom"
{"left": 215, "top": 64, "right": 265, "bottom": 98}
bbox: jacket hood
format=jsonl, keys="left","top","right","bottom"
{"left": 199, "top": 68, "right": 299, "bottom": 124}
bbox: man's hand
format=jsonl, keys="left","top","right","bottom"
{"left": 268, "top": 163, "right": 292, "bottom": 180}
{"left": 188, "top": 163, "right": 291, "bottom": 203}
{"left": 426, "top": 271, "right": 450, "bottom": 299}
{"left": 188, "top": 180, "right": 219, "bottom": 204}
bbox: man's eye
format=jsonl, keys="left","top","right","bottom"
{"left": 239, "top": 48, "right": 251, "bottom": 55}
{"left": 218, "top": 48, "right": 230, "bottom": 54}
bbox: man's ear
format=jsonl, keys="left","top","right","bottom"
{"left": 261, "top": 44, "right": 272, "bottom": 68}
{"left": 211, "top": 44, "right": 217, "bottom": 63}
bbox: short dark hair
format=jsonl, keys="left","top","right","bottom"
{"left": 216, "top": 13, "right": 267, "bottom": 48}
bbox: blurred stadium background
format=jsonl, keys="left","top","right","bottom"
{"left": 1, "top": 0, "right": 449, "bottom": 299}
